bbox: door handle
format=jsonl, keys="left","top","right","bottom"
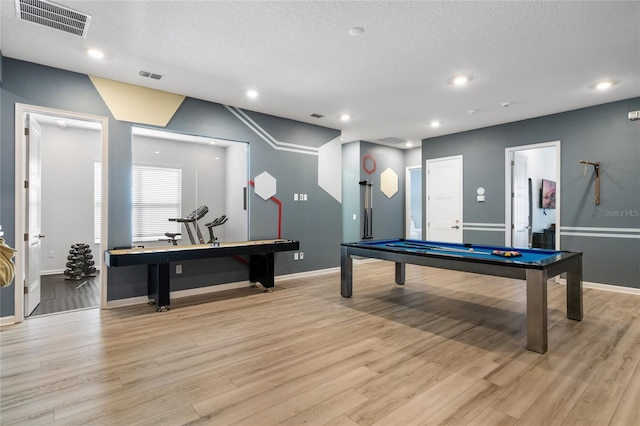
{"left": 38, "top": 234, "right": 46, "bottom": 239}
{"left": 451, "top": 225, "right": 459, "bottom": 229}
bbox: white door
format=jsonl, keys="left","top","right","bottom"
{"left": 511, "top": 151, "right": 530, "bottom": 248}
{"left": 25, "top": 115, "right": 43, "bottom": 316}
{"left": 426, "top": 156, "right": 463, "bottom": 243}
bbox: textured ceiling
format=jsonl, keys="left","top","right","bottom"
{"left": 1, "top": 1, "right": 638, "bottom": 148}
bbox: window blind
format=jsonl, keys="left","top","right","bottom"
{"left": 132, "top": 165, "right": 182, "bottom": 242}
{"left": 94, "top": 164, "right": 182, "bottom": 243}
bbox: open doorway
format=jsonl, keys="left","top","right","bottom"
{"left": 405, "top": 166, "right": 422, "bottom": 239}
{"left": 14, "top": 104, "right": 108, "bottom": 321}
{"left": 505, "top": 141, "right": 560, "bottom": 249}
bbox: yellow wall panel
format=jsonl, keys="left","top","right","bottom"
{"left": 89, "top": 76, "right": 185, "bottom": 126}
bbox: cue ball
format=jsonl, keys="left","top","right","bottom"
{"left": 469, "top": 248, "right": 474, "bottom": 252}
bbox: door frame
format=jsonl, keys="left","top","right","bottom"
{"left": 14, "top": 103, "right": 109, "bottom": 322}
{"left": 405, "top": 165, "right": 422, "bottom": 239}
{"left": 504, "top": 140, "right": 560, "bottom": 248}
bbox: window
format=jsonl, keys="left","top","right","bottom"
{"left": 94, "top": 164, "right": 182, "bottom": 243}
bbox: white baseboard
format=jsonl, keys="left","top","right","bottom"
{"left": 276, "top": 267, "right": 340, "bottom": 281}
{"left": 106, "top": 268, "right": 351, "bottom": 309}
{"left": 5, "top": 267, "right": 638, "bottom": 323}
{"left": 556, "top": 278, "right": 640, "bottom": 296}
{"left": 0, "top": 315, "right": 17, "bottom": 327}
{"left": 41, "top": 266, "right": 102, "bottom": 276}
{"left": 105, "top": 280, "right": 253, "bottom": 309}
{"left": 41, "top": 269, "right": 66, "bottom": 275}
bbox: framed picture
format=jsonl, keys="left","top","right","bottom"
{"left": 541, "top": 179, "right": 556, "bottom": 209}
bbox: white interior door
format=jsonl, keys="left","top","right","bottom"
{"left": 512, "top": 151, "right": 530, "bottom": 248}
{"left": 426, "top": 155, "right": 463, "bottom": 243}
{"left": 25, "top": 115, "right": 43, "bottom": 316}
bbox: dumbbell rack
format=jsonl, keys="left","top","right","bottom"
{"left": 64, "top": 243, "right": 96, "bottom": 287}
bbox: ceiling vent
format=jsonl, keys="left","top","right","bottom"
{"left": 139, "top": 71, "right": 162, "bottom": 80}
{"left": 15, "top": 0, "right": 91, "bottom": 38}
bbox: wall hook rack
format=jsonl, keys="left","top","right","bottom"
{"left": 580, "top": 160, "right": 600, "bottom": 205}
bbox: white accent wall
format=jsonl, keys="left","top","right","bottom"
{"left": 39, "top": 123, "right": 101, "bottom": 273}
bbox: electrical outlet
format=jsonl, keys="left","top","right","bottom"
{"left": 176, "top": 264, "right": 182, "bottom": 274}
{"left": 294, "top": 193, "right": 299, "bottom": 201}
{"left": 48, "top": 250, "right": 54, "bottom": 258}
{"left": 294, "top": 253, "right": 299, "bottom": 260}
{"left": 299, "top": 252, "right": 304, "bottom": 260}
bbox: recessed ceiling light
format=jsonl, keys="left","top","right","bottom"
{"left": 430, "top": 121, "right": 441, "bottom": 128}
{"left": 595, "top": 81, "right": 613, "bottom": 90}
{"left": 247, "top": 89, "right": 259, "bottom": 99}
{"left": 86, "top": 48, "right": 104, "bottom": 59}
{"left": 452, "top": 75, "right": 469, "bottom": 86}
{"left": 349, "top": 27, "right": 365, "bottom": 36}
{"left": 406, "top": 141, "right": 413, "bottom": 147}
{"left": 340, "top": 114, "right": 351, "bottom": 122}
{"left": 468, "top": 109, "right": 478, "bottom": 115}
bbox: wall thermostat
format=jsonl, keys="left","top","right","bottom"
{"left": 477, "top": 187, "right": 485, "bottom": 195}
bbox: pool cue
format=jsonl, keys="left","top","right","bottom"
{"left": 388, "top": 242, "right": 492, "bottom": 255}
{"left": 360, "top": 180, "right": 373, "bottom": 239}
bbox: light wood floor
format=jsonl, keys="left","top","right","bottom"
{"left": 1, "top": 261, "right": 638, "bottom": 425}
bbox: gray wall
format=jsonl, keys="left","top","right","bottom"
{"left": 361, "top": 142, "right": 405, "bottom": 240}
{"left": 422, "top": 98, "right": 640, "bottom": 289}
{"left": 1, "top": 58, "right": 341, "bottom": 316}
{"left": 342, "top": 141, "right": 361, "bottom": 243}
{"left": 341, "top": 141, "right": 407, "bottom": 242}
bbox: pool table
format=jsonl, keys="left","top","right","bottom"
{"left": 105, "top": 239, "right": 299, "bottom": 311}
{"left": 340, "top": 239, "right": 583, "bottom": 353}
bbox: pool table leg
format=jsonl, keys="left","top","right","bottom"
{"left": 526, "top": 269, "right": 548, "bottom": 354}
{"left": 395, "top": 262, "right": 405, "bottom": 285}
{"left": 566, "top": 256, "right": 583, "bottom": 321}
{"left": 341, "top": 246, "right": 353, "bottom": 297}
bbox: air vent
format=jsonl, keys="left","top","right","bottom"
{"left": 15, "top": 0, "right": 91, "bottom": 38}
{"left": 139, "top": 71, "right": 162, "bottom": 80}
{"left": 310, "top": 113, "right": 324, "bottom": 119}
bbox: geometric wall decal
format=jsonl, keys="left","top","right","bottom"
{"left": 254, "top": 171, "right": 277, "bottom": 200}
{"left": 249, "top": 178, "right": 283, "bottom": 239}
{"left": 225, "top": 105, "right": 319, "bottom": 156}
{"left": 89, "top": 76, "right": 185, "bottom": 126}
{"left": 380, "top": 167, "right": 398, "bottom": 198}
{"left": 318, "top": 136, "right": 343, "bottom": 203}
{"left": 363, "top": 154, "right": 376, "bottom": 174}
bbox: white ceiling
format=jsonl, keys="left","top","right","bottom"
{"left": 2, "top": 1, "right": 638, "bottom": 148}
